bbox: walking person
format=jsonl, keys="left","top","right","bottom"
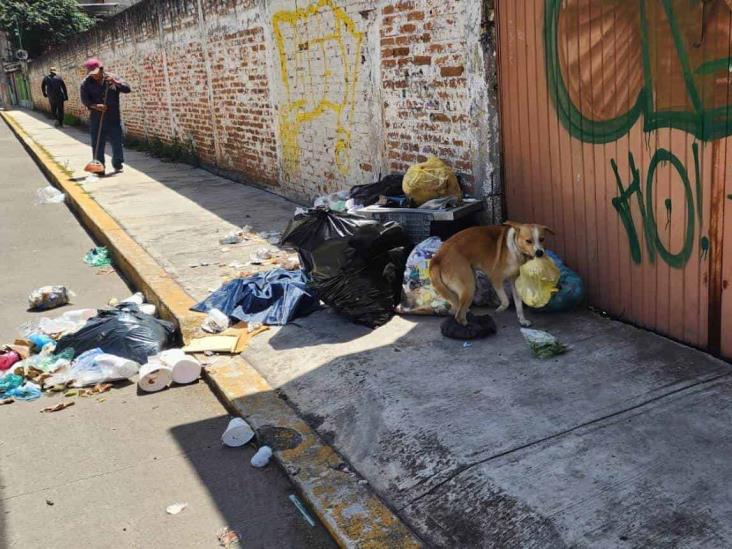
{"left": 41, "top": 67, "right": 68, "bottom": 127}
{"left": 80, "top": 58, "right": 131, "bottom": 174}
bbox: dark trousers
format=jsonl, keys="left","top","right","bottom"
{"left": 89, "top": 116, "right": 124, "bottom": 170}
{"left": 49, "top": 98, "right": 64, "bottom": 126}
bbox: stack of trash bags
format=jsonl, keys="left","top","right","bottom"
{"left": 0, "top": 293, "right": 192, "bottom": 402}
{"left": 281, "top": 208, "right": 411, "bottom": 328}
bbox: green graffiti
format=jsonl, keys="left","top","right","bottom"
{"left": 664, "top": 198, "right": 672, "bottom": 229}
{"left": 612, "top": 146, "right": 703, "bottom": 269}
{"left": 545, "top": 0, "right": 732, "bottom": 143}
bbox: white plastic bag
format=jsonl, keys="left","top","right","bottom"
{"left": 45, "top": 348, "right": 140, "bottom": 387}
{"left": 35, "top": 186, "right": 65, "bottom": 205}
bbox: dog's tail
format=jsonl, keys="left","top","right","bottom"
{"left": 429, "top": 255, "right": 459, "bottom": 306}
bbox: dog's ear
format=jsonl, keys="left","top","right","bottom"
{"left": 537, "top": 224, "right": 555, "bottom": 235}
{"left": 502, "top": 220, "right": 523, "bottom": 230}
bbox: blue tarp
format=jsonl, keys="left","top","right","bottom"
{"left": 191, "top": 269, "right": 320, "bottom": 326}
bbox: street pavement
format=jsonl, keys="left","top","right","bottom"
{"left": 0, "top": 118, "right": 335, "bottom": 548}
{"left": 8, "top": 108, "right": 732, "bottom": 547}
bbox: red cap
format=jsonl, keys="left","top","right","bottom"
{"left": 83, "top": 58, "right": 102, "bottom": 72}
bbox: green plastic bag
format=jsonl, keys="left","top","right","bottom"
{"left": 84, "top": 247, "right": 112, "bottom": 268}
{"left": 521, "top": 328, "right": 568, "bottom": 359}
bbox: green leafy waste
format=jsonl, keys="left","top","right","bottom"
{"left": 520, "top": 328, "right": 568, "bottom": 359}
{"left": 83, "top": 247, "right": 112, "bottom": 268}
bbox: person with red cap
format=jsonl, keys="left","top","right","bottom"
{"left": 80, "top": 58, "right": 131, "bottom": 174}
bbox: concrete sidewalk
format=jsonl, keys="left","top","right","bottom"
{"left": 6, "top": 108, "right": 732, "bottom": 547}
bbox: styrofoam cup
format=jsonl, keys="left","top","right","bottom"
{"left": 221, "top": 418, "right": 254, "bottom": 447}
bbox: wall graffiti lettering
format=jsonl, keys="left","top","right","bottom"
{"left": 610, "top": 144, "right": 708, "bottom": 269}
{"left": 272, "top": 0, "right": 363, "bottom": 179}
{"left": 545, "top": 0, "right": 732, "bottom": 268}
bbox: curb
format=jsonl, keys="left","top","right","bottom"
{"left": 1, "top": 110, "right": 424, "bottom": 548}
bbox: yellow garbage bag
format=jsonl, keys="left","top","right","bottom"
{"left": 515, "top": 256, "right": 560, "bottom": 308}
{"left": 402, "top": 157, "right": 462, "bottom": 206}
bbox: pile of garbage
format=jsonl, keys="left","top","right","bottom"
{"left": 0, "top": 289, "right": 203, "bottom": 406}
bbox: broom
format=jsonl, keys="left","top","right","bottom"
{"left": 84, "top": 81, "right": 110, "bottom": 174}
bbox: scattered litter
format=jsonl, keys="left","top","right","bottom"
{"left": 201, "top": 308, "right": 229, "bottom": 334}
{"left": 64, "top": 389, "right": 78, "bottom": 398}
{"left": 247, "top": 322, "right": 263, "bottom": 334}
{"left": 166, "top": 502, "right": 188, "bottom": 515}
{"left": 0, "top": 375, "right": 41, "bottom": 401}
{"left": 121, "top": 292, "right": 145, "bottom": 306}
{"left": 216, "top": 527, "right": 240, "bottom": 548}
{"left": 108, "top": 298, "right": 119, "bottom": 307}
{"left": 463, "top": 341, "right": 472, "bottom": 348}
{"left": 28, "top": 333, "right": 55, "bottom": 352}
{"left": 250, "top": 247, "right": 272, "bottom": 262}
{"left": 521, "top": 328, "right": 568, "bottom": 359}
{"left": 45, "top": 349, "right": 140, "bottom": 388}
{"left": 137, "top": 360, "right": 173, "bottom": 393}
{"left": 250, "top": 445, "right": 273, "bottom": 468}
{"left": 83, "top": 246, "right": 113, "bottom": 268}
{"left": 286, "top": 465, "right": 300, "bottom": 476}
{"left": 84, "top": 174, "right": 100, "bottom": 183}
{"left": 35, "top": 186, "right": 65, "bottom": 204}
{"left": 154, "top": 349, "right": 201, "bottom": 385}
{"left": 37, "top": 309, "right": 97, "bottom": 337}
{"left": 221, "top": 417, "right": 255, "bottom": 447}
{"left": 96, "top": 397, "right": 106, "bottom": 403}
{"left": 358, "top": 479, "right": 369, "bottom": 485}
{"left": 45, "top": 499, "right": 54, "bottom": 506}
{"left": 0, "top": 347, "right": 22, "bottom": 371}
{"left": 182, "top": 335, "right": 239, "bottom": 354}
{"left": 139, "top": 303, "right": 157, "bottom": 317}
{"left": 55, "top": 304, "right": 175, "bottom": 364}
{"left": 28, "top": 286, "right": 74, "bottom": 311}
{"left": 313, "top": 190, "right": 349, "bottom": 212}
{"left": 219, "top": 230, "right": 245, "bottom": 245}
{"left": 0, "top": 398, "right": 15, "bottom": 405}
{"left": 41, "top": 400, "right": 75, "bottom": 413}
{"left": 288, "top": 494, "right": 316, "bottom": 528}
{"left": 96, "top": 267, "right": 115, "bottom": 276}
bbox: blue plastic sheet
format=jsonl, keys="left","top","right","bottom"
{"left": 191, "top": 269, "right": 320, "bottom": 326}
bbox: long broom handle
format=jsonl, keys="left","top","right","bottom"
{"left": 92, "top": 82, "right": 110, "bottom": 161}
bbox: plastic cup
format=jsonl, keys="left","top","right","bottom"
{"left": 221, "top": 418, "right": 254, "bottom": 447}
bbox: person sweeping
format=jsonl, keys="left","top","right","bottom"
{"left": 80, "top": 58, "right": 131, "bottom": 175}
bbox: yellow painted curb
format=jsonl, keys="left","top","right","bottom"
{"left": 1, "top": 110, "right": 424, "bottom": 548}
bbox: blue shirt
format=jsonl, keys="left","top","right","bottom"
{"left": 80, "top": 74, "right": 131, "bottom": 123}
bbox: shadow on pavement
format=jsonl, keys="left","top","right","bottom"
{"left": 169, "top": 414, "right": 335, "bottom": 549}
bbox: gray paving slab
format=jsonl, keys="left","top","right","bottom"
{"left": 8, "top": 108, "right": 732, "bottom": 547}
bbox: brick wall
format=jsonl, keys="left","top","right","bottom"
{"left": 27, "top": 0, "right": 500, "bottom": 212}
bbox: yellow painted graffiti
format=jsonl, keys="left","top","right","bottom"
{"left": 272, "top": 0, "right": 363, "bottom": 178}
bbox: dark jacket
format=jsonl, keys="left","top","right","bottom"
{"left": 41, "top": 74, "right": 68, "bottom": 102}
{"left": 80, "top": 74, "right": 131, "bottom": 124}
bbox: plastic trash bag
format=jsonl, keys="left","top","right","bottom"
{"left": 348, "top": 174, "right": 405, "bottom": 207}
{"left": 396, "top": 237, "right": 452, "bottom": 315}
{"left": 402, "top": 157, "right": 462, "bottom": 206}
{"left": 35, "top": 186, "right": 65, "bottom": 204}
{"left": 532, "top": 251, "right": 585, "bottom": 313}
{"left": 83, "top": 247, "right": 112, "bottom": 267}
{"left": 515, "top": 256, "right": 561, "bottom": 308}
{"left": 54, "top": 304, "right": 176, "bottom": 364}
{"left": 45, "top": 348, "right": 140, "bottom": 388}
{"left": 521, "top": 328, "right": 568, "bottom": 358}
{"left": 314, "top": 190, "right": 349, "bottom": 212}
{"left": 192, "top": 269, "right": 320, "bottom": 326}
{"left": 28, "top": 285, "right": 74, "bottom": 311}
{"left": 397, "top": 237, "right": 498, "bottom": 315}
{"left": 281, "top": 209, "right": 410, "bottom": 328}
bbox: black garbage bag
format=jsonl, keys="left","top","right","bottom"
{"left": 55, "top": 304, "right": 176, "bottom": 364}
{"left": 348, "top": 174, "right": 405, "bottom": 206}
{"left": 281, "top": 208, "right": 411, "bottom": 328}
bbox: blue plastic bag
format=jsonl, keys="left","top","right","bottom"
{"left": 532, "top": 250, "right": 585, "bottom": 313}
{"left": 191, "top": 269, "right": 320, "bottom": 326}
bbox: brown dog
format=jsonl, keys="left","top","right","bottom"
{"left": 429, "top": 221, "right": 553, "bottom": 327}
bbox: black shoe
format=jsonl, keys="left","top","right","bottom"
{"left": 113, "top": 166, "right": 124, "bottom": 173}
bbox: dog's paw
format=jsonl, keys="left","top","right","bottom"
{"left": 495, "top": 304, "right": 509, "bottom": 313}
{"left": 519, "top": 319, "right": 532, "bottom": 327}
